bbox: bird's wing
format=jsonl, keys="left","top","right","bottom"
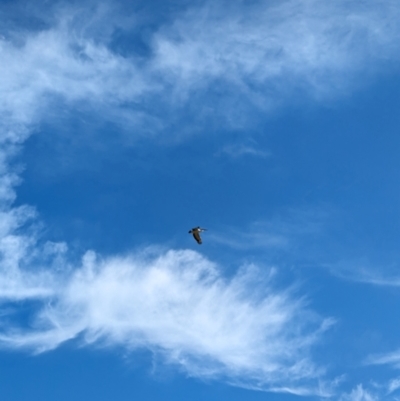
{"left": 193, "top": 231, "right": 202, "bottom": 244}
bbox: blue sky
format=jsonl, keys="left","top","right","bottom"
{"left": 1, "top": 0, "right": 400, "bottom": 399}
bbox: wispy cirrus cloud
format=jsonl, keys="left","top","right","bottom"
{"left": 0, "top": 12, "right": 152, "bottom": 132}
{"left": 326, "top": 260, "right": 400, "bottom": 287}
{"left": 0, "top": 0, "right": 400, "bottom": 145}
{"left": 0, "top": 244, "right": 333, "bottom": 394}
{"left": 387, "top": 377, "right": 400, "bottom": 395}
{"left": 367, "top": 349, "right": 400, "bottom": 369}
{"left": 218, "top": 140, "right": 270, "bottom": 159}
{"left": 153, "top": 0, "right": 400, "bottom": 104}
{"left": 209, "top": 207, "right": 328, "bottom": 253}
{"left": 338, "top": 384, "right": 378, "bottom": 401}
{"left": 336, "top": 380, "right": 400, "bottom": 401}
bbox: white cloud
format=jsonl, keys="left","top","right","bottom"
{"left": 153, "top": 0, "right": 400, "bottom": 103}
{"left": 339, "top": 385, "right": 377, "bottom": 401}
{"left": 336, "top": 380, "right": 400, "bottom": 401}
{"left": 388, "top": 377, "right": 400, "bottom": 394}
{"left": 218, "top": 142, "right": 270, "bottom": 159}
{"left": 0, "top": 0, "right": 399, "bottom": 145}
{"left": 367, "top": 350, "right": 400, "bottom": 369}
{"left": 209, "top": 207, "right": 328, "bottom": 252}
{"left": 0, "top": 177, "right": 59, "bottom": 300}
{"left": 0, "top": 16, "right": 151, "bottom": 130}
{"left": 327, "top": 261, "right": 400, "bottom": 287}
{"left": 0, "top": 247, "right": 333, "bottom": 393}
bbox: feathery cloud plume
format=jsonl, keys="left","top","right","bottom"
{"left": 1, "top": 0, "right": 400, "bottom": 143}
{"left": 339, "top": 384, "right": 377, "bottom": 401}
{"left": 0, "top": 247, "right": 333, "bottom": 393}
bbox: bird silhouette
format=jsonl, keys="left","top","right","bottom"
{"left": 188, "top": 227, "right": 207, "bottom": 244}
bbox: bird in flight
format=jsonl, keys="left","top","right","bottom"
{"left": 188, "top": 227, "right": 207, "bottom": 244}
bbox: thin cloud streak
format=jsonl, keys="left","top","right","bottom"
{"left": 367, "top": 350, "right": 400, "bottom": 369}
{"left": 218, "top": 143, "right": 270, "bottom": 159}
{"left": 209, "top": 208, "right": 327, "bottom": 252}
{"left": 327, "top": 262, "right": 400, "bottom": 287}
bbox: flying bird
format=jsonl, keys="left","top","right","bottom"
{"left": 189, "top": 227, "right": 207, "bottom": 244}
